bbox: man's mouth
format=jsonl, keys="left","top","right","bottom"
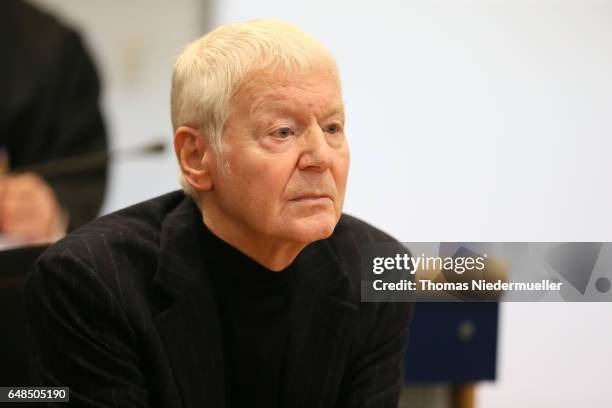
{"left": 290, "top": 194, "right": 332, "bottom": 202}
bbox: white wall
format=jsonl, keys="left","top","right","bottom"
{"left": 214, "top": 2, "right": 612, "bottom": 406}
{"left": 30, "top": 0, "right": 612, "bottom": 406}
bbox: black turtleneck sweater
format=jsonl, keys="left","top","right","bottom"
{"left": 200, "top": 222, "right": 294, "bottom": 408}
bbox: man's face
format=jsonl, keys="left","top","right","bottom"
{"left": 204, "top": 67, "right": 349, "bottom": 248}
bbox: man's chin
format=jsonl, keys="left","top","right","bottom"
{"left": 287, "top": 214, "right": 338, "bottom": 243}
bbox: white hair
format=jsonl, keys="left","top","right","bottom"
{"left": 170, "top": 19, "right": 340, "bottom": 197}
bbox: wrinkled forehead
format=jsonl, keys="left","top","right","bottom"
{"left": 230, "top": 65, "right": 343, "bottom": 115}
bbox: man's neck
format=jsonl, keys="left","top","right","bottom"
{"left": 200, "top": 209, "right": 305, "bottom": 272}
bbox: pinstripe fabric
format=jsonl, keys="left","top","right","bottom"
{"left": 25, "top": 191, "right": 412, "bottom": 408}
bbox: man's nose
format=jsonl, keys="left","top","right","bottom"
{"left": 297, "top": 125, "right": 334, "bottom": 171}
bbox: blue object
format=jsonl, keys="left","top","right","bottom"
{"left": 403, "top": 302, "right": 498, "bottom": 383}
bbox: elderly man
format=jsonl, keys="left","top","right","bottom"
{"left": 26, "top": 20, "right": 412, "bottom": 407}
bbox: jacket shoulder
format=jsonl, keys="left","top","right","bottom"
{"left": 31, "top": 191, "right": 187, "bottom": 288}
{"left": 66, "top": 190, "right": 184, "bottom": 247}
{"left": 328, "top": 213, "right": 408, "bottom": 261}
{"left": 321, "top": 214, "right": 410, "bottom": 297}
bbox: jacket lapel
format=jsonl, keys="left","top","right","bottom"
{"left": 281, "top": 242, "right": 359, "bottom": 407}
{"left": 153, "top": 197, "right": 226, "bottom": 408}
{"left": 150, "top": 195, "right": 359, "bottom": 408}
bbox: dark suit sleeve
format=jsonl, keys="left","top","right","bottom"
{"left": 338, "top": 301, "right": 412, "bottom": 408}
{"left": 26, "top": 248, "right": 148, "bottom": 407}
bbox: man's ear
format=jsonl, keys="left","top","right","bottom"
{"left": 174, "top": 126, "right": 214, "bottom": 192}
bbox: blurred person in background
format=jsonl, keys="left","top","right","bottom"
{"left": 0, "top": 0, "right": 108, "bottom": 242}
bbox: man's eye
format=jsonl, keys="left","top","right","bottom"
{"left": 326, "top": 124, "right": 341, "bottom": 134}
{"left": 273, "top": 127, "right": 293, "bottom": 138}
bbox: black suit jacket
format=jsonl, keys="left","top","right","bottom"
{"left": 26, "top": 191, "right": 412, "bottom": 407}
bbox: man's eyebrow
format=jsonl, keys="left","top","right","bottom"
{"left": 251, "top": 101, "right": 290, "bottom": 114}
{"left": 325, "top": 105, "right": 345, "bottom": 117}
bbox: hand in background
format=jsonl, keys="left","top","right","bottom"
{"left": 0, "top": 173, "right": 67, "bottom": 242}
